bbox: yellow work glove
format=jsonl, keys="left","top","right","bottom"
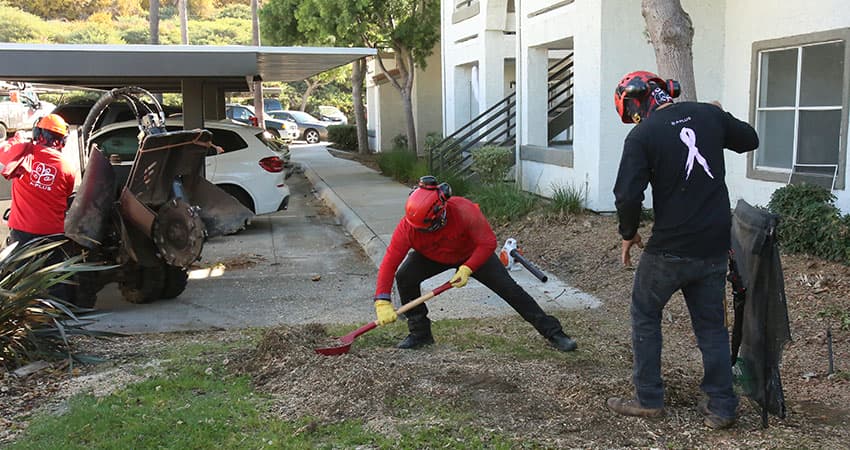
{"left": 374, "top": 300, "right": 397, "bottom": 326}
{"left": 450, "top": 265, "right": 473, "bottom": 288}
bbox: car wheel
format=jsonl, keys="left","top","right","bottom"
{"left": 0, "top": 123, "right": 6, "bottom": 141}
{"left": 304, "top": 129, "right": 320, "bottom": 144}
{"left": 161, "top": 265, "right": 189, "bottom": 299}
{"left": 218, "top": 184, "right": 255, "bottom": 213}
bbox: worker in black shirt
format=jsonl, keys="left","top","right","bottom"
{"left": 605, "top": 71, "right": 759, "bottom": 430}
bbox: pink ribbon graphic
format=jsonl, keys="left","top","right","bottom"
{"left": 680, "top": 127, "right": 714, "bottom": 180}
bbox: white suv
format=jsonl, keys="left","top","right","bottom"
{"left": 90, "top": 119, "right": 290, "bottom": 215}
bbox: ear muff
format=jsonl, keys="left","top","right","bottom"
{"left": 666, "top": 79, "right": 681, "bottom": 98}
{"left": 437, "top": 182, "right": 452, "bottom": 201}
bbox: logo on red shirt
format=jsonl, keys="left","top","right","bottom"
{"left": 30, "top": 162, "right": 57, "bottom": 190}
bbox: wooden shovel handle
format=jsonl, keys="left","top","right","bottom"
{"left": 394, "top": 281, "right": 453, "bottom": 316}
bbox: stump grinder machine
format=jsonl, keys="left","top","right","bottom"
{"left": 65, "top": 87, "right": 254, "bottom": 307}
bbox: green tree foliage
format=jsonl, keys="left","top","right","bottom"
{"left": 7, "top": 0, "right": 111, "bottom": 21}
{"left": 189, "top": 17, "right": 252, "bottom": 44}
{"left": 217, "top": 3, "right": 251, "bottom": 20}
{"left": 261, "top": 0, "right": 440, "bottom": 153}
{"left": 0, "top": 4, "right": 49, "bottom": 42}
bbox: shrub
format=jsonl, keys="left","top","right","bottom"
{"left": 189, "top": 18, "right": 252, "bottom": 45}
{"left": 0, "top": 5, "right": 49, "bottom": 42}
{"left": 471, "top": 146, "right": 514, "bottom": 183}
{"left": 424, "top": 132, "right": 443, "bottom": 151}
{"left": 391, "top": 134, "right": 408, "bottom": 151}
{"left": 376, "top": 149, "right": 428, "bottom": 184}
{"left": 432, "top": 170, "right": 471, "bottom": 198}
{"left": 469, "top": 182, "right": 536, "bottom": 223}
{"left": 218, "top": 3, "right": 252, "bottom": 20}
{"left": 548, "top": 183, "right": 584, "bottom": 215}
{"left": 0, "top": 239, "right": 113, "bottom": 370}
{"left": 57, "top": 21, "right": 125, "bottom": 44}
{"left": 768, "top": 184, "right": 850, "bottom": 264}
{"left": 327, "top": 125, "right": 358, "bottom": 152}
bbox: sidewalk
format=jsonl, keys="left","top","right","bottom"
{"left": 291, "top": 144, "right": 601, "bottom": 316}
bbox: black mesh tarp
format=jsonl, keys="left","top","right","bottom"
{"left": 729, "top": 199, "right": 792, "bottom": 427}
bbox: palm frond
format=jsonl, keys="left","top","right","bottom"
{"left": 1, "top": 237, "right": 122, "bottom": 371}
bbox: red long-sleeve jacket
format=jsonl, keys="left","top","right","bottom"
{"left": 374, "top": 196, "right": 497, "bottom": 299}
{"left": 1, "top": 134, "right": 75, "bottom": 235}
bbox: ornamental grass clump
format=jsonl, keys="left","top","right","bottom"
{"left": 0, "top": 238, "right": 114, "bottom": 371}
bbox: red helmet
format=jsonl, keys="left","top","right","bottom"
{"left": 614, "top": 71, "right": 681, "bottom": 124}
{"left": 405, "top": 175, "right": 451, "bottom": 232}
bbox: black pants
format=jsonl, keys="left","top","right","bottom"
{"left": 8, "top": 229, "right": 73, "bottom": 302}
{"left": 395, "top": 251, "right": 564, "bottom": 338}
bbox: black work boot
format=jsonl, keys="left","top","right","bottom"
{"left": 397, "top": 316, "right": 434, "bottom": 349}
{"left": 547, "top": 331, "right": 578, "bottom": 352}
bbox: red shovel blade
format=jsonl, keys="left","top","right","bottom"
{"left": 314, "top": 321, "right": 378, "bottom": 356}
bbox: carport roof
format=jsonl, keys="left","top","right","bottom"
{"left": 0, "top": 43, "right": 376, "bottom": 91}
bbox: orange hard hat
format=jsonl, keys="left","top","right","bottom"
{"left": 36, "top": 114, "right": 69, "bottom": 137}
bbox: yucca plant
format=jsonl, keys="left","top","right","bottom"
{"left": 0, "top": 238, "right": 116, "bottom": 371}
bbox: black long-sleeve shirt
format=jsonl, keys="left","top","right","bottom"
{"left": 613, "top": 102, "right": 759, "bottom": 257}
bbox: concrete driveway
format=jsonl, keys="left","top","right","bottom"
{"left": 85, "top": 173, "right": 378, "bottom": 333}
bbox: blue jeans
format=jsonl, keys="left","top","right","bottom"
{"left": 631, "top": 251, "right": 738, "bottom": 418}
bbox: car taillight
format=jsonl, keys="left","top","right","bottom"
{"left": 249, "top": 116, "right": 259, "bottom": 127}
{"left": 259, "top": 156, "right": 284, "bottom": 173}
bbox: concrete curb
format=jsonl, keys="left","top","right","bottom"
{"left": 300, "top": 161, "right": 387, "bottom": 268}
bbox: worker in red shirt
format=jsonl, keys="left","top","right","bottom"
{"left": 373, "top": 175, "right": 577, "bottom": 352}
{"left": 2, "top": 114, "right": 75, "bottom": 243}
{"left": 1, "top": 114, "right": 76, "bottom": 299}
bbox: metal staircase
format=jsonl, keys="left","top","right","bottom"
{"left": 429, "top": 53, "right": 574, "bottom": 178}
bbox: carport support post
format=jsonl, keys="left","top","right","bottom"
{"left": 182, "top": 79, "right": 205, "bottom": 129}
{"left": 203, "top": 83, "right": 225, "bottom": 121}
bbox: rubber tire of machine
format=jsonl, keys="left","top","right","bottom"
{"left": 120, "top": 264, "right": 166, "bottom": 304}
{"left": 161, "top": 265, "right": 189, "bottom": 299}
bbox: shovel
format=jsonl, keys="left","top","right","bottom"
{"left": 315, "top": 281, "right": 453, "bottom": 356}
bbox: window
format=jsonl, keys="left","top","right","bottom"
{"left": 93, "top": 128, "right": 142, "bottom": 161}
{"left": 749, "top": 29, "right": 850, "bottom": 189}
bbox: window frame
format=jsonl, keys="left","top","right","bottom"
{"left": 747, "top": 28, "right": 850, "bottom": 190}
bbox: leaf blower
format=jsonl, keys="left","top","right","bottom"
{"left": 498, "top": 238, "right": 548, "bottom": 282}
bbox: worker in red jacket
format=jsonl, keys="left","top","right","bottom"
{"left": 1, "top": 114, "right": 76, "bottom": 299}
{"left": 2, "top": 114, "right": 76, "bottom": 243}
{"left": 373, "top": 175, "right": 577, "bottom": 352}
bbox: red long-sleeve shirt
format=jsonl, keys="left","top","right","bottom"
{"left": 374, "top": 196, "right": 497, "bottom": 299}
{"left": 1, "top": 137, "right": 75, "bottom": 235}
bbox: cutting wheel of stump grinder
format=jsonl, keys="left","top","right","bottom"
{"left": 152, "top": 198, "right": 205, "bottom": 268}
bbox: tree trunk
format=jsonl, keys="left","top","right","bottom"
{"left": 300, "top": 79, "right": 318, "bottom": 111}
{"left": 149, "top": 0, "right": 159, "bottom": 45}
{"left": 641, "top": 0, "right": 697, "bottom": 101}
{"left": 374, "top": 47, "right": 418, "bottom": 154}
{"left": 401, "top": 86, "right": 417, "bottom": 154}
{"left": 351, "top": 59, "right": 370, "bottom": 155}
{"left": 179, "top": 0, "right": 189, "bottom": 44}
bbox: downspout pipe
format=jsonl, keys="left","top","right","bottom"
{"left": 514, "top": 0, "right": 523, "bottom": 188}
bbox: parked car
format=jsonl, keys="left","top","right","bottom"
{"left": 317, "top": 105, "right": 348, "bottom": 125}
{"left": 267, "top": 110, "right": 329, "bottom": 144}
{"left": 90, "top": 119, "right": 290, "bottom": 215}
{"left": 226, "top": 104, "right": 299, "bottom": 141}
{"left": 0, "top": 81, "right": 55, "bottom": 140}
